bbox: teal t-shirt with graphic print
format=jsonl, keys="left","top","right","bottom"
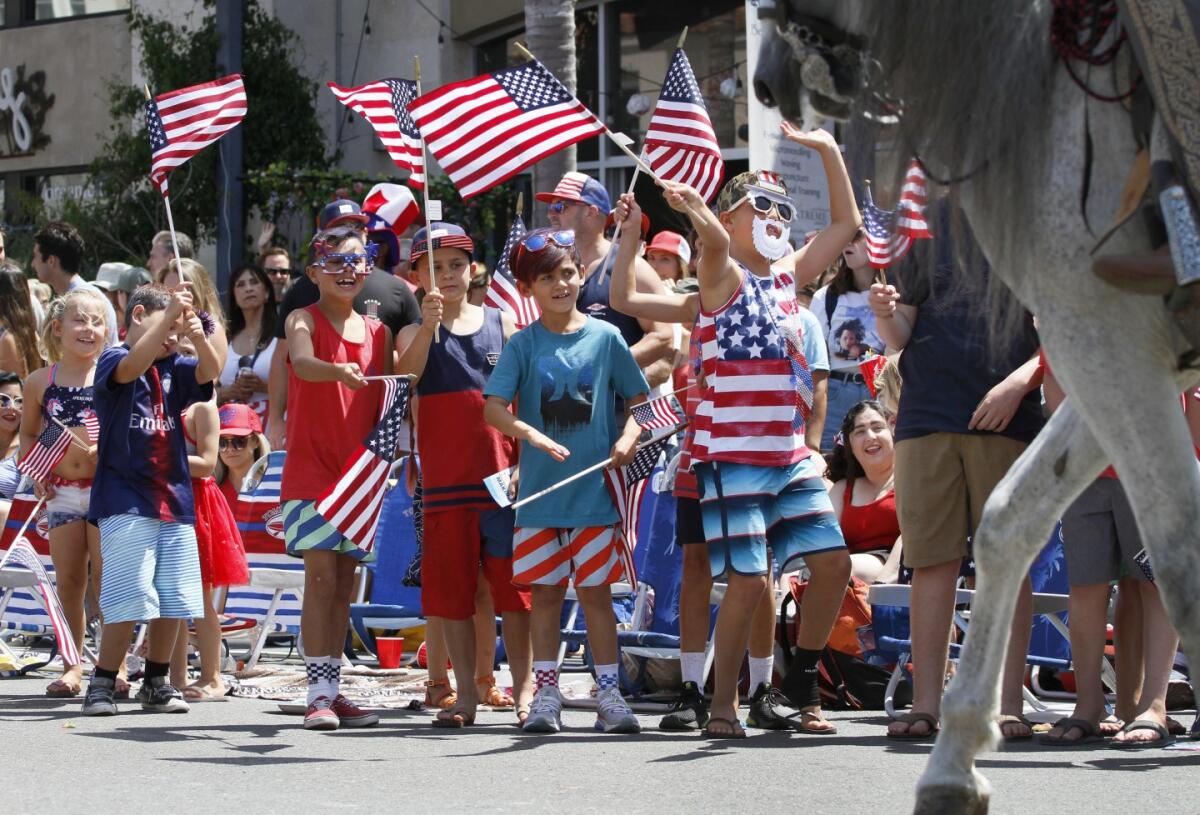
{"left": 484, "top": 317, "right": 649, "bottom": 529}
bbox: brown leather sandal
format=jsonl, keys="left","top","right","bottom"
{"left": 424, "top": 678, "right": 458, "bottom": 710}
{"left": 476, "top": 674, "right": 515, "bottom": 708}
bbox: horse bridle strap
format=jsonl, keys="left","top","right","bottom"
{"left": 755, "top": 2, "right": 869, "bottom": 53}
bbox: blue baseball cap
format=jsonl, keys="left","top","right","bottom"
{"left": 317, "top": 198, "right": 369, "bottom": 230}
{"left": 534, "top": 171, "right": 611, "bottom": 212}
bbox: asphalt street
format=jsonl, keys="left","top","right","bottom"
{"left": 2, "top": 674, "right": 1197, "bottom": 815}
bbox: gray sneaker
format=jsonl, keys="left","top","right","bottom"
{"left": 522, "top": 686, "right": 563, "bottom": 734}
{"left": 137, "top": 676, "right": 190, "bottom": 713}
{"left": 594, "top": 686, "right": 640, "bottom": 734}
{"left": 81, "top": 676, "right": 117, "bottom": 717}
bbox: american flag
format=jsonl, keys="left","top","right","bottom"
{"left": 602, "top": 432, "right": 673, "bottom": 590}
{"left": 315, "top": 378, "right": 411, "bottom": 554}
{"left": 408, "top": 59, "right": 605, "bottom": 199}
{"left": 644, "top": 49, "right": 724, "bottom": 203}
{"left": 483, "top": 214, "right": 541, "bottom": 328}
{"left": 863, "top": 159, "right": 932, "bottom": 269}
{"left": 328, "top": 79, "right": 426, "bottom": 188}
{"left": 0, "top": 531, "right": 80, "bottom": 667}
{"left": 16, "top": 421, "right": 71, "bottom": 482}
{"left": 145, "top": 73, "right": 247, "bottom": 197}
{"left": 630, "top": 393, "right": 685, "bottom": 432}
{"left": 82, "top": 410, "right": 99, "bottom": 445}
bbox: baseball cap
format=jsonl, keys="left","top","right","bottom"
{"left": 218, "top": 403, "right": 263, "bottom": 437}
{"left": 534, "top": 171, "right": 612, "bottom": 212}
{"left": 645, "top": 231, "right": 692, "bottom": 266}
{"left": 94, "top": 262, "right": 130, "bottom": 292}
{"left": 410, "top": 222, "right": 475, "bottom": 266}
{"left": 317, "top": 199, "right": 370, "bottom": 230}
{"left": 715, "top": 170, "right": 792, "bottom": 214}
{"left": 115, "top": 266, "right": 152, "bottom": 294}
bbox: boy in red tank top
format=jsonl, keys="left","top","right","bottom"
{"left": 395, "top": 222, "right": 533, "bottom": 727}
{"left": 282, "top": 227, "right": 393, "bottom": 731}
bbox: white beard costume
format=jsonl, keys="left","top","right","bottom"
{"left": 751, "top": 217, "right": 792, "bottom": 262}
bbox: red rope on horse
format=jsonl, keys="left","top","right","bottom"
{"left": 1050, "top": 0, "right": 1141, "bottom": 102}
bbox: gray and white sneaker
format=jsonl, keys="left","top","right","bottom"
{"left": 594, "top": 686, "right": 640, "bottom": 734}
{"left": 522, "top": 686, "right": 563, "bottom": 734}
{"left": 137, "top": 676, "right": 190, "bottom": 713}
{"left": 81, "top": 676, "right": 118, "bottom": 717}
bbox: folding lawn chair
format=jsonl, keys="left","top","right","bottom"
{"left": 347, "top": 457, "right": 424, "bottom": 663}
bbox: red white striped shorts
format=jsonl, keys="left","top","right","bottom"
{"left": 511, "top": 525, "right": 624, "bottom": 588}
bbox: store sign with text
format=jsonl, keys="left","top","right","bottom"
{"left": 0, "top": 65, "right": 54, "bottom": 157}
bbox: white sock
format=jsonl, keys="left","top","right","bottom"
{"left": 749, "top": 655, "right": 774, "bottom": 693}
{"left": 595, "top": 663, "right": 619, "bottom": 692}
{"left": 325, "top": 658, "right": 341, "bottom": 700}
{"left": 304, "top": 656, "right": 330, "bottom": 706}
{"left": 680, "top": 651, "right": 706, "bottom": 688}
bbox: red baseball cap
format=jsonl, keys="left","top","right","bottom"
{"left": 645, "top": 231, "right": 692, "bottom": 266}
{"left": 218, "top": 403, "right": 263, "bottom": 437}
{"left": 605, "top": 208, "right": 650, "bottom": 239}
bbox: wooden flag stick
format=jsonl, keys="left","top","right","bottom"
{"left": 47, "top": 416, "right": 94, "bottom": 453}
{"left": 360, "top": 373, "right": 417, "bottom": 382}
{"left": 678, "top": 26, "right": 689, "bottom": 49}
{"left": 413, "top": 55, "right": 440, "bottom": 343}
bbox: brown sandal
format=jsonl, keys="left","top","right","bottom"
{"left": 432, "top": 707, "right": 476, "bottom": 728}
{"left": 476, "top": 674, "right": 515, "bottom": 708}
{"left": 424, "top": 679, "right": 458, "bottom": 710}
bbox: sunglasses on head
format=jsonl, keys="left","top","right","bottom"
{"left": 0, "top": 394, "right": 22, "bottom": 409}
{"left": 219, "top": 436, "right": 250, "bottom": 451}
{"left": 736, "top": 193, "right": 795, "bottom": 224}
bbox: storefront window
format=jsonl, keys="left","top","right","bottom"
{"left": 31, "top": 0, "right": 129, "bottom": 22}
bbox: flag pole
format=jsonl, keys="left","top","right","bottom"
{"left": 510, "top": 424, "right": 682, "bottom": 510}
{"left": 413, "top": 56, "right": 441, "bottom": 344}
{"left": 144, "top": 84, "right": 187, "bottom": 280}
{"left": 46, "top": 416, "right": 94, "bottom": 454}
{"left": 511, "top": 42, "right": 666, "bottom": 188}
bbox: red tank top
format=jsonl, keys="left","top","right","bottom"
{"left": 281, "top": 306, "right": 387, "bottom": 501}
{"left": 839, "top": 476, "right": 900, "bottom": 554}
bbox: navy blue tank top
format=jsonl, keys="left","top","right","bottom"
{"left": 43, "top": 363, "right": 95, "bottom": 428}
{"left": 577, "top": 251, "right": 645, "bottom": 349}
{"left": 417, "top": 307, "right": 505, "bottom": 397}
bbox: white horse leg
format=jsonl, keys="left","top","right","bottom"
{"left": 914, "top": 402, "right": 1107, "bottom": 815}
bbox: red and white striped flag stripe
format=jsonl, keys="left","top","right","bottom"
{"left": 328, "top": 79, "right": 426, "bottom": 188}
{"left": 0, "top": 536, "right": 81, "bottom": 666}
{"left": 630, "top": 393, "right": 684, "bottom": 432}
{"left": 145, "top": 74, "right": 247, "bottom": 197}
{"left": 82, "top": 410, "right": 99, "bottom": 445}
{"left": 315, "top": 378, "right": 410, "bottom": 554}
{"left": 643, "top": 48, "right": 724, "bottom": 203}
{"left": 483, "top": 214, "right": 541, "bottom": 328}
{"left": 408, "top": 60, "right": 605, "bottom": 199}
{"left": 863, "top": 159, "right": 932, "bottom": 269}
{"left": 16, "top": 421, "right": 71, "bottom": 482}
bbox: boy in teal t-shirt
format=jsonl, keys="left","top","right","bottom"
{"left": 484, "top": 227, "right": 648, "bottom": 736}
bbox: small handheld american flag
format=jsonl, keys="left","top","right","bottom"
{"left": 602, "top": 431, "right": 675, "bottom": 590}
{"left": 863, "top": 159, "right": 932, "bottom": 269}
{"left": 643, "top": 48, "right": 724, "bottom": 203}
{"left": 82, "top": 410, "right": 99, "bottom": 445}
{"left": 145, "top": 74, "right": 248, "bottom": 198}
{"left": 16, "top": 422, "right": 71, "bottom": 482}
{"left": 483, "top": 214, "right": 541, "bottom": 328}
{"left": 315, "top": 378, "right": 412, "bottom": 554}
{"left": 408, "top": 59, "right": 605, "bottom": 199}
{"left": 630, "top": 393, "right": 685, "bottom": 432}
{"left": 328, "top": 79, "right": 426, "bottom": 188}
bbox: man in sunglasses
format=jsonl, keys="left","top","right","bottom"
{"left": 266, "top": 199, "right": 421, "bottom": 449}
{"left": 258, "top": 247, "right": 294, "bottom": 301}
{"left": 537, "top": 172, "right": 673, "bottom": 387}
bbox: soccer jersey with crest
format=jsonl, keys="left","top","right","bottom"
{"left": 692, "top": 264, "right": 813, "bottom": 467}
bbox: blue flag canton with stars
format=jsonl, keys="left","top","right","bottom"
{"left": 863, "top": 202, "right": 896, "bottom": 240}
{"left": 364, "top": 382, "right": 410, "bottom": 458}
{"left": 495, "top": 62, "right": 572, "bottom": 112}
{"left": 144, "top": 100, "right": 168, "bottom": 151}
{"left": 496, "top": 215, "right": 526, "bottom": 278}
{"left": 660, "top": 49, "right": 705, "bottom": 105}
{"left": 384, "top": 78, "right": 420, "bottom": 137}
{"left": 716, "top": 283, "right": 786, "bottom": 362}
{"left": 625, "top": 437, "right": 668, "bottom": 484}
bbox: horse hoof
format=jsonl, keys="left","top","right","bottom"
{"left": 913, "top": 785, "right": 990, "bottom": 815}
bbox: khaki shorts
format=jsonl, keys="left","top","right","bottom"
{"left": 894, "top": 432, "right": 1027, "bottom": 569}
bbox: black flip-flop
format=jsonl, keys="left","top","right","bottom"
{"left": 1110, "top": 719, "right": 1175, "bottom": 750}
{"left": 704, "top": 717, "right": 747, "bottom": 739}
{"left": 1039, "top": 716, "right": 1105, "bottom": 747}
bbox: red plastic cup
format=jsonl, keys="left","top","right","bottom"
{"left": 375, "top": 636, "right": 404, "bottom": 669}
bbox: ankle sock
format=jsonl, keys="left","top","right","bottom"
{"left": 787, "top": 647, "right": 823, "bottom": 708}
{"left": 748, "top": 655, "right": 774, "bottom": 693}
{"left": 595, "top": 663, "right": 619, "bottom": 692}
{"left": 680, "top": 651, "right": 706, "bottom": 688}
{"left": 533, "top": 660, "right": 558, "bottom": 692}
{"left": 144, "top": 660, "right": 170, "bottom": 681}
{"left": 326, "top": 659, "right": 341, "bottom": 700}
{"left": 305, "top": 657, "right": 337, "bottom": 705}
{"left": 93, "top": 666, "right": 118, "bottom": 683}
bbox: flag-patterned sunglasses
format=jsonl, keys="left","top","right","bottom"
{"left": 313, "top": 243, "right": 379, "bottom": 276}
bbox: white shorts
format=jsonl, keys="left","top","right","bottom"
{"left": 46, "top": 482, "right": 91, "bottom": 530}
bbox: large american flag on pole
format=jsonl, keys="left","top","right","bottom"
{"left": 863, "top": 159, "right": 932, "bottom": 269}
{"left": 328, "top": 79, "right": 426, "bottom": 188}
{"left": 483, "top": 214, "right": 541, "bottom": 328}
{"left": 145, "top": 73, "right": 247, "bottom": 197}
{"left": 315, "top": 378, "right": 411, "bottom": 554}
{"left": 602, "top": 431, "right": 675, "bottom": 591}
{"left": 16, "top": 421, "right": 71, "bottom": 482}
{"left": 644, "top": 48, "right": 724, "bottom": 203}
{"left": 408, "top": 60, "right": 605, "bottom": 199}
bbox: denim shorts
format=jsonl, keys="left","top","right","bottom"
{"left": 46, "top": 481, "right": 91, "bottom": 530}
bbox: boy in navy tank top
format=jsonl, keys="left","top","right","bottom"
{"left": 395, "top": 222, "right": 533, "bottom": 727}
